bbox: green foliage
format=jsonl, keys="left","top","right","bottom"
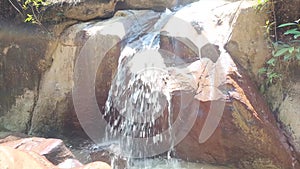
{"left": 22, "top": 0, "right": 49, "bottom": 24}
{"left": 9, "top": 0, "right": 49, "bottom": 25}
{"left": 259, "top": 19, "right": 300, "bottom": 88}
{"left": 256, "top": 0, "right": 269, "bottom": 11}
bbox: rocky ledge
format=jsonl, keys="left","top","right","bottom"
{"left": 0, "top": 134, "right": 111, "bottom": 169}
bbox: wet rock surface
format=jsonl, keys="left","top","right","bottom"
{"left": 173, "top": 68, "right": 298, "bottom": 168}
{"left": 158, "top": 1, "right": 299, "bottom": 168}
{"left": 0, "top": 136, "right": 112, "bottom": 169}
{"left": 90, "top": 144, "right": 128, "bottom": 169}
{"left": 0, "top": 137, "right": 74, "bottom": 165}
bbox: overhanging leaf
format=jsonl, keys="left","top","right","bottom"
{"left": 258, "top": 67, "right": 267, "bottom": 74}
{"left": 294, "top": 34, "right": 300, "bottom": 39}
{"left": 274, "top": 48, "right": 289, "bottom": 57}
{"left": 278, "top": 22, "right": 298, "bottom": 28}
{"left": 284, "top": 29, "right": 300, "bottom": 35}
{"left": 283, "top": 54, "right": 292, "bottom": 61}
{"left": 288, "top": 47, "right": 295, "bottom": 53}
{"left": 267, "top": 58, "right": 276, "bottom": 66}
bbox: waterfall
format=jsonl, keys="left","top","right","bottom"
{"left": 102, "top": 9, "right": 177, "bottom": 161}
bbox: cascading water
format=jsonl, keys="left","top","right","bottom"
{"left": 101, "top": 9, "right": 178, "bottom": 166}
{"left": 69, "top": 0, "right": 246, "bottom": 168}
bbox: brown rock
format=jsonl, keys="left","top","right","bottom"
{"left": 0, "top": 145, "right": 56, "bottom": 169}
{"left": 174, "top": 68, "right": 298, "bottom": 169}
{"left": 0, "top": 137, "right": 74, "bottom": 165}
{"left": 160, "top": 34, "right": 199, "bottom": 63}
{"left": 0, "top": 132, "right": 28, "bottom": 144}
{"left": 43, "top": 0, "right": 118, "bottom": 22}
{"left": 0, "top": 145, "right": 112, "bottom": 169}
{"left": 158, "top": 1, "right": 299, "bottom": 168}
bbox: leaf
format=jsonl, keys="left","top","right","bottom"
{"left": 258, "top": 67, "right": 267, "bottom": 74}
{"left": 268, "top": 72, "right": 280, "bottom": 84}
{"left": 283, "top": 54, "right": 292, "bottom": 61}
{"left": 24, "top": 14, "right": 33, "bottom": 22}
{"left": 294, "top": 34, "right": 300, "bottom": 39}
{"left": 288, "top": 47, "right": 295, "bottom": 53}
{"left": 284, "top": 29, "right": 300, "bottom": 35}
{"left": 278, "top": 22, "right": 298, "bottom": 28}
{"left": 22, "top": 4, "right": 27, "bottom": 10}
{"left": 267, "top": 58, "right": 276, "bottom": 66}
{"left": 274, "top": 48, "right": 289, "bottom": 57}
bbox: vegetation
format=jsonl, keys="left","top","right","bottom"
{"left": 8, "top": 0, "right": 49, "bottom": 26}
{"left": 259, "top": 20, "right": 300, "bottom": 86}
{"left": 256, "top": 0, "right": 300, "bottom": 92}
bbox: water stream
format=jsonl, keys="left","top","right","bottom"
{"left": 103, "top": 9, "right": 176, "bottom": 159}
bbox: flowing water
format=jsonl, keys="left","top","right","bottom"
{"left": 102, "top": 9, "right": 177, "bottom": 159}
{"left": 71, "top": 1, "right": 239, "bottom": 168}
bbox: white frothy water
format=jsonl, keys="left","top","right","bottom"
{"left": 101, "top": 9, "right": 177, "bottom": 162}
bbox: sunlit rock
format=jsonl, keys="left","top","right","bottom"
{"left": 0, "top": 137, "right": 74, "bottom": 165}
{"left": 0, "top": 144, "right": 112, "bottom": 169}
{"left": 43, "top": 0, "right": 119, "bottom": 22}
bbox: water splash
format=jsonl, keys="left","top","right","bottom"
{"left": 102, "top": 9, "right": 177, "bottom": 161}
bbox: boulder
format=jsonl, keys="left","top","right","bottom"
{"left": 0, "top": 145, "right": 112, "bottom": 169}
{"left": 43, "top": 0, "right": 119, "bottom": 22}
{"left": 0, "top": 145, "right": 57, "bottom": 169}
{"left": 173, "top": 67, "right": 298, "bottom": 168}
{"left": 34, "top": 0, "right": 200, "bottom": 22}
{"left": 157, "top": 1, "right": 299, "bottom": 168}
{"left": 225, "top": 2, "right": 271, "bottom": 80}
{"left": 0, "top": 137, "right": 74, "bottom": 165}
{"left": 0, "top": 132, "right": 28, "bottom": 144}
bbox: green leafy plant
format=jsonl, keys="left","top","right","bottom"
{"left": 9, "top": 0, "right": 49, "bottom": 26}
{"left": 259, "top": 19, "right": 300, "bottom": 89}
{"left": 22, "top": 0, "right": 49, "bottom": 24}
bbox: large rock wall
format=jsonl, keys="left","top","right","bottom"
{"left": 0, "top": 24, "right": 49, "bottom": 132}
